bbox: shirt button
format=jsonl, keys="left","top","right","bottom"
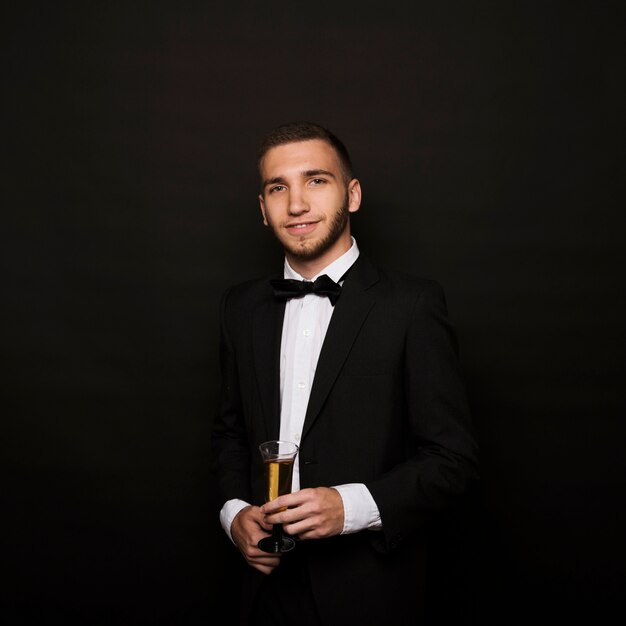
{"left": 294, "top": 433, "right": 300, "bottom": 442}
{"left": 297, "top": 382, "right": 306, "bottom": 389}
{"left": 303, "top": 329, "right": 311, "bottom": 337}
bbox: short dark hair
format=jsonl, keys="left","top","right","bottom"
{"left": 257, "top": 121, "right": 353, "bottom": 182}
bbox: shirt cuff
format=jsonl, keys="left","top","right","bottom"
{"left": 219, "top": 499, "right": 250, "bottom": 543}
{"left": 332, "top": 483, "right": 382, "bottom": 534}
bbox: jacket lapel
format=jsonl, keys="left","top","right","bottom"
{"left": 252, "top": 285, "right": 285, "bottom": 441}
{"left": 301, "top": 255, "right": 379, "bottom": 440}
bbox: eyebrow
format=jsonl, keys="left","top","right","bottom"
{"left": 262, "top": 169, "right": 337, "bottom": 189}
{"left": 302, "top": 169, "right": 336, "bottom": 179}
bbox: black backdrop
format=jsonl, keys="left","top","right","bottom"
{"left": 3, "top": 2, "right": 625, "bottom": 624}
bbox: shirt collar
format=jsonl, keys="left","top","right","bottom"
{"left": 283, "top": 236, "right": 360, "bottom": 284}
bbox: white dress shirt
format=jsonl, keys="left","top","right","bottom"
{"left": 220, "top": 237, "right": 382, "bottom": 541}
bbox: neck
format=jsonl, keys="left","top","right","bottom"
{"left": 286, "top": 232, "right": 352, "bottom": 280}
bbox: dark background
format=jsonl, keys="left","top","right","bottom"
{"left": 3, "top": 1, "right": 624, "bottom": 624}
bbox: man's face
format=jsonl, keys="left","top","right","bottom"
{"left": 258, "top": 139, "right": 361, "bottom": 270}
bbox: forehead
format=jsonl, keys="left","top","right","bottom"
{"left": 260, "top": 139, "right": 342, "bottom": 178}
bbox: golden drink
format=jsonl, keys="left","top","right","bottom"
{"left": 257, "top": 440, "right": 298, "bottom": 553}
{"left": 264, "top": 458, "right": 294, "bottom": 504}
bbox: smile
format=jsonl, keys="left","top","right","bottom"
{"left": 286, "top": 221, "right": 318, "bottom": 235}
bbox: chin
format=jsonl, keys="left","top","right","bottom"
{"left": 289, "top": 240, "right": 330, "bottom": 261}
{"left": 286, "top": 244, "right": 316, "bottom": 260}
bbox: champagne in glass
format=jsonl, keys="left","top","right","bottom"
{"left": 257, "top": 440, "right": 299, "bottom": 553}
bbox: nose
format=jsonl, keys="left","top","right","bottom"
{"left": 288, "top": 187, "right": 310, "bottom": 216}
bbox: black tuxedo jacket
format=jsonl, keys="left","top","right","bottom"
{"left": 211, "top": 254, "right": 479, "bottom": 625}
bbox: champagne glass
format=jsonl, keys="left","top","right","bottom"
{"left": 257, "top": 440, "right": 299, "bottom": 553}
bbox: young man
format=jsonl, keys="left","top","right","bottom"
{"left": 211, "top": 121, "right": 479, "bottom": 625}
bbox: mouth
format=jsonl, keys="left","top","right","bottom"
{"left": 285, "top": 221, "right": 318, "bottom": 236}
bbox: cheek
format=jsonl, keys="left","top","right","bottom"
{"left": 323, "top": 191, "right": 348, "bottom": 217}
{"left": 262, "top": 206, "right": 282, "bottom": 229}
{"left": 260, "top": 201, "right": 275, "bottom": 225}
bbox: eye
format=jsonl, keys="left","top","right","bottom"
{"left": 309, "top": 178, "right": 327, "bottom": 186}
{"left": 269, "top": 185, "right": 286, "bottom": 194}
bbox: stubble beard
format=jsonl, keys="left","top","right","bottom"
{"left": 272, "top": 192, "right": 351, "bottom": 262}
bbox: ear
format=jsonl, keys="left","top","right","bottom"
{"left": 347, "top": 179, "right": 362, "bottom": 214}
{"left": 258, "top": 194, "right": 268, "bottom": 226}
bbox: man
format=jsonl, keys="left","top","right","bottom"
{"left": 211, "top": 121, "right": 479, "bottom": 625}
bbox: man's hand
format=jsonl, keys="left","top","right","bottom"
{"left": 261, "top": 487, "right": 344, "bottom": 540}
{"left": 231, "top": 505, "right": 282, "bottom": 575}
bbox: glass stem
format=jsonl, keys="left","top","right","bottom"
{"left": 272, "top": 523, "right": 282, "bottom": 542}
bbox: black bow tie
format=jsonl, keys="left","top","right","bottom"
{"left": 270, "top": 274, "right": 342, "bottom": 306}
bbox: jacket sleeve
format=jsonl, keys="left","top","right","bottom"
{"left": 366, "top": 281, "right": 479, "bottom": 553}
{"left": 210, "top": 287, "right": 253, "bottom": 506}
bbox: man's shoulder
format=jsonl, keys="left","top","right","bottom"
{"left": 361, "top": 260, "right": 452, "bottom": 320}
{"left": 360, "top": 256, "right": 444, "bottom": 298}
{"left": 220, "top": 272, "right": 278, "bottom": 309}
